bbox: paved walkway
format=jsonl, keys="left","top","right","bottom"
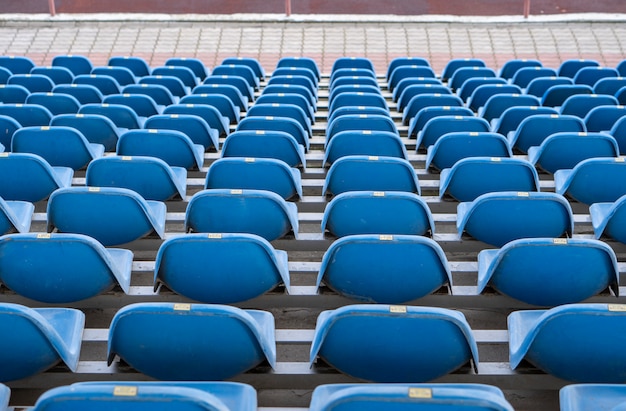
{"left": 0, "top": 18, "right": 625, "bottom": 74}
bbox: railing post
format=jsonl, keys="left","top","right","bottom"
{"left": 48, "top": 0, "right": 56, "bottom": 16}
{"left": 523, "top": 0, "right": 530, "bottom": 18}
{"left": 285, "top": 0, "right": 291, "bottom": 16}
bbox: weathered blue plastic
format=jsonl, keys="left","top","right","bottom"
{"left": 425, "top": 132, "right": 512, "bottom": 171}
{"left": 525, "top": 76, "right": 573, "bottom": 98}
{"left": 541, "top": 84, "right": 593, "bottom": 107}
{"left": 144, "top": 114, "right": 219, "bottom": 151}
{"left": 203, "top": 75, "right": 253, "bottom": 102}
{"left": 185, "top": 189, "right": 299, "bottom": 241}
{"left": 47, "top": 186, "right": 166, "bottom": 246}
{"left": 510, "top": 67, "right": 557, "bottom": 88}
{"left": 107, "top": 303, "right": 276, "bottom": 380}
{"left": 403, "top": 94, "right": 464, "bottom": 125}
{"left": 0, "top": 196, "right": 33, "bottom": 235}
{"left": 0, "top": 233, "right": 132, "bottom": 303}
{"left": 387, "top": 56, "right": 430, "bottom": 81}
{"left": 327, "top": 106, "right": 389, "bottom": 128}
{"left": 8, "top": 74, "right": 54, "bottom": 93}
{"left": 323, "top": 155, "right": 420, "bottom": 196}
{"left": 457, "top": 191, "right": 574, "bottom": 247}
{"left": 86, "top": 156, "right": 187, "bottom": 201}
{"left": 388, "top": 65, "right": 436, "bottom": 93}
{"left": 91, "top": 66, "right": 137, "bottom": 86}
{"left": 310, "top": 383, "right": 514, "bottom": 411}
{"left": 326, "top": 114, "right": 397, "bottom": 143}
{"left": 324, "top": 130, "right": 408, "bottom": 165}
{"left": 416, "top": 116, "right": 490, "bottom": 151}
{"left": 154, "top": 233, "right": 290, "bottom": 303}
{"left": 236, "top": 116, "right": 309, "bottom": 151}
{"left": 0, "top": 56, "right": 36, "bottom": 74}
{"left": 12, "top": 126, "right": 104, "bottom": 170}
{"left": 393, "top": 77, "right": 441, "bottom": 103}
{"left": 163, "top": 104, "right": 229, "bottom": 138}
{"left": 559, "top": 94, "right": 618, "bottom": 118}
{"left": 269, "top": 74, "right": 317, "bottom": 96}
{"left": 408, "top": 106, "right": 473, "bottom": 139}
{"left": 152, "top": 65, "right": 198, "bottom": 88}
{"left": 261, "top": 84, "right": 315, "bottom": 108}
{"left": 0, "top": 114, "right": 21, "bottom": 148}
{"left": 584, "top": 105, "right": 626, "bottom": 132}
{"left": 53, "top": 84, "right": 104, "bottom": 104}
{"left": 0, "top": 152, "right": 73, "bottom": 202}
{"left": 193, "top": 84, "right": 247, "bottom": 112}
{"left": 477, "top": 238, "right": 619, "bottom": 306}
{"left": 79, "top": 103, "right": 144, "bottom": 129}
{"left": 139, "top": 75, "right": 189, "bottom": 98}
{"left": 34, "top": 381, "right": 256, "bottom": 411}
{"left": 458, "top": 77, "right": 507, "bottom": 102}
{"left": 507, "top": 114, "right": 585, "bottom": 153}
{"left": 180, "top": 93, "right": 240, "bottom": 124}
{"left": 528, "top": 132, "right": 619, "bottom": 174}
{"left": 509, "top": 303, "right": 626, "bottom": 383}
{"left": 555, "top": 157, "right": 626, "bottom": 204}
{"left": 74, "top": 74, "right": 121, "bottom": 95}
{"left": 573, "top": 66, "right": 619, "bottom": 87}
{"left": 205, "top": 157, "right": 302, "bottom": 200}
{"left": 499, "top": 58, "right": 542, "bottom": 79}
{"left": 310, "top": 305, "right": 479, "bottom": 383}
{"left": 0, "top": 303, "right": 84, "bottom": 382}
{"left": 441, "top": 58, "right": 486, "bottom": 82}
{"left": 317, "top": 234, "right": 451, "bottom": 303}
{"left": 221, "top": 130, "right": 306, "bottom": 170}
{"left": 328, "top": 92, "right": 388, "bottom": 114}
{"left": 26, "top": 92, "right": 81, "bottom": 115}
{"left": 322, "top": 191, "right": 434, "bottom": 237}
{"left": 467, "top": 84, "right": 522, "bottom": 112}
{"left": 448, "top": 67, "right": 496, "bottom": 91}
{"left": 256, "top": 93, "right": 314, "bottom": 123}
{"left": 558, "top": 59, "right": 600, "bottom": 78}
{"left": 224, "top": 56, "right": 265, "bottom": 80}
{"left": 117, "top": 129, "right": 204, "bottom": 170}
{"left": 396, "top": 84, "right": 450, "bottom": 112}
{"left": 52, "top": 55, "right": 93, "bottom": 76}
{"left": 212, "top": 65, "right": 259, "bottom": 90}
{"left": 0, "top": 103, "right": 53, "bottom": 127}
{"left": 0, "top": 84, "right": 29, "bottom": 104}
{"left": 123, "top": 83, "right": 177, "bottom": 106}
{"left": 103, "top": 93, "right": 162, "bottom": 118}
{"left": 590, "top": 194, "right": 626, "bottom": 243}
{"left": 171, "top": 56, "right": 211, "bottom": 80}
{"left": 594, "top": 77, "right": 626, "bottom": 95}
{"left": 277, "top": 56, "right": 320, "bottom": 80}
{"left": 440, "top": 157, "right": 539, "bottom": 202}
{"left": 560, "top": 384, "right": 626, "bottom": 411}
{"left": 478, "top": 93, "right": 540, "bottom": 122}
{"left": 330, "top": 68, "right": 376, "bottom": 86}
{"left": 247, "top": 103, "right": 311, "bottom": 137}
{"left": 109, "top": 55, "right": 151, "bottom": 77}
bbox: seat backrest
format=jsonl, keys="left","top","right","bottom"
{"left": 169, "top": 57, "right": 210, "bottom": 80}
{"left": 0, "top": 152, "right": 71, "bottom": 202}
{"left": 0, "top": 103, "right": 53, "bottom": 127}
{"left": 499, "top": 58, "right": 542, "bottom": 79}
{"left": 144, "top": 114, "right": 219, "bottom": 151}
{"left": 108, "top": 56, "right": 151, "bottom": 77}
{"left": 26, "top": 92, "right": 81, "bottom": 115}
{"left": 221, "top": 130, "right": 305, "bottom": 169}
{"left": 50, "top": 113, "right": 120, "bottom": 152}
{"left": 116, "top": 129, "right": 203, "bottom": 170}
{"left": 417, "top": 116, "right": 490, "bottom": 150}
{"left": 426, "top": 131, "right": 512, "bottom": 170}
{"left": 52, "top": 55, "right": 94, "bottom": 76}
{"left": 509, "top": 114, "right": 585, "bottom": 153}
{"left": 510, "top": 67, "right": 557, "bottom": 88}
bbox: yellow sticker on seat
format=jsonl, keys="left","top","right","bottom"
{"left": 409, "top": 388, "right": 432, "bottom": 399}
{"left": 113, "top": 386, "right": 137, "bottom": 396}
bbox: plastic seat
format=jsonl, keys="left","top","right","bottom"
{"left": 323, "top": 156, "right": 420, "bottom": 196}
{"left": 559, "top": 93, "right": 618, "bottom": 118}
{"left": 448, "top": 67, "right": 496, "bottom": 91}
{"left": 332, "top": 57, "right": 375, "bottom": 72}
{"left": 0, "top": 67, "right": 9, "bottom": 84}
{"left": 50, "top": 113, "right": 121, "bottom": 152}
{"left": 610, "top": 115, "right": 626, "bottom": 154}
{"left": 402, "top": 93, "right": 464, "bottom": 125}
{"left": 318, "top": 234, "right": 451, "bottom": 303}
{"left": 329, "top": 85, "right": 380, "bottom": 107}
{"left": 467, "top": 84, "right": 522, "bottom": 112}
{"left": 457, "top": 191, "right": 573, "bottom": 247}
{"left": 103, "top": 93, "right": 162, "bottom": 117}
{"left": 91, "top": 66, "right": 137, "bottom": 86}
{"left": 555, "top": 158, "right": 626, "bottom": 205}
{"left": 478, "top": 93, "right": 540, "bottom": 122}
{"left": 541, "top": 84, "right": 593, "bottom": 107}
{"left": 79, "top": 103, "right": 144, "bottom": 129}
{"left": 507, "top": 114, "right": 585, "bottom": 153}
{"left": 193, "top": 84, "right": 247, "bottom": 112}
{"left": 268, "top": 74, "right": 317, "bottom": 96}
{"left": 509, "top": 303, "right": 626, "bottom": 382}
{"left": 154, "top": 233, "right": 290, "bottom": 304}
{"left": 107, "top": 302, "right": 276, "bottom": 380}
{"left": 392, "top": 77, "right": 442, "bottom": 103}
{"left": 510, "top": 66, "right": 557, "bottom": 88}
{"left": 590, "top": 194, "right": 626, "bottom": 244}
{"left": 416, "top": 116, "right": 490, "bottom": 151}
{"left": 310, "top": 304, "right": 479, "bottom": 383}
{"left": 212, "top": 64, "right": 259, "bottom": 90}
{"left": 12, "top": 126, "right": 104, "bottom": 170}
{"left": 492, "top": 105, "right": 558, "bottom": 136}
{"left": 499, "top": 58, "right": 542, "bottom": 79}
{"left": 525, "top": 76, "right": 573, "bottom": 97}
{"left": 144, "top": 114, "right": 219, "bottom": 151}
{"left": 584, "top": 105, "right": 626, "bottom": 132}
{"left": 108, "top": 55, "right": 151, "bottom": 77}
{"left": 116, "top": 129, "right": 204, "bottom": 170}
{"left": 52, "top": 55, "right": 93, "bottom": 76}
{"left": 0, "top": 115, "right": 20, "bottom": 148}
{"left": 276, "top": 56, "right": 320, "bottom": 81}
{"left": 426, "top": 131, "right": 512, "bottom": 171}
{"left": 0, "top": 303, "right": 84, "bottom": 382}
{"left": 0, "top": 84, "right": 29, "bottom": 103}
{"left": 7, "top": 74, "right": 54, "bottom": 93}
{"left": 457, "top": 77, "right": 507, "bottom": 102}
{"left": 122, "top": 83, "right": 178, "bottom": 106}
{"left": 47, "top": 186, "right": 166, "bottom": 246}
{"left": 255, "top": 93, "right": 314, "bottom": 124}
{"left": 477, "top": 238, "right": 619, "bottom": 306}
{"left": 203, "top": 75, "right": 253, "bottom": 102}
{"left": 205, "top": 157, "right": 301, "bottom": 200}
{"left": 309, "top": 383, "right": 515, "bottom": 411}
{"left": 573, "top": 66, "right": 619, "bottom": 87}
{"left": 0, "top": 196, "right": 33, "bottom": 235}
{"left": 261, "top": 84, "right": 315, "bottom": 108}
{"left": 407, "top": 106, "right": 474, "bottom": 139}
{"left": 139, "top": 75, "right": 189, "bottom": 98}
{"left": 387, "top": 65, "right": 436, "bottom": 92}
{"left": 73, "top": 74, "right": 121, "bottom": 95}
{"left": 328, "top": 92, "right": 388, "bottom": 114}
{"left": 528, "top": 132, "right": 619, "bottom": 174}
{"left": 169, "top": 57, "right": 210, "bottom": 80}
{"left": 324, "top": 130, "right": 408, "bottom": 165}
{"left": 440, "top": 157, "right": 539, "bottom": 202}
{"left": 163, "top": 104, "right": 229, "bottom": 137}
{"left": 0, "top": 56, "right": 35, "bottom": 75}
{"left": 271, "top": 68, "right": 318, "bottom": 88}
{"left": 321, "top": 191, "right": 434, "bottom": 238}
{"left": 26, "top": 92, "right": 81, "bottom": 115}
{"left": 0, "top": 152, "right": 73, "bottom": 202}
{"left": 386, "top": 56, "right": 431, "bottom": 81}
{"left": 330, "top": 68, "right": 377, "bottom": 85}
{"left": 441, "top": 58, "right": 486, "bottom": 82}
{"left": 86, "top": 156, "right": 186, "bottom": 201}
{"left": 560, "top": 384, "right": 626, "bottom": 411}
{"left": 221, "top": 130, "right": 306, "bottom": 169}
{"left": 327, "top": 106, "right": 391, "bottom": 128}
{"left": 326, "top": 114, "right": 397, "bottom": 143}
{"left": 52, "top": 83, "right": 104, "bottom": 104}
{"left": 616, "top": 86, "right": 626, "bottom": 105}
{"left": 152, "top": 65, "right": 199, "bottom": 88}
{"left": 180, "top": 93, "right": 240, "bottom": 125}
{"left": 32, "top": 381, "right": 256, "bottom": 411}
{"left": 0, "top": 103, "right": 53, "bottom": 127}
{"left": 247, "top": 103, "right": 311, "bottom": 137}
{"left": 236, "top": 116, "right": 309, "bottom": 151}
{"left": 558, "top": 59, "right": 600, "bottom": 78}
{"left": 0, "top": 233, "right": 132, "bottom": 303}
{"left": 396, "top": 83, "right": 451, "bottom": 112}
{"left": 594, "top": 76, "right": 626, "bottom": 95}
{"left": 185, "top": 189, "right": 299, "bottom": 241}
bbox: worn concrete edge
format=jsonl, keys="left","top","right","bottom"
{"left": 0, "top": 12, "right": 625, "bottom": 24}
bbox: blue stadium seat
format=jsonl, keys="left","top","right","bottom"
{"left": 317, "top": 234, "right": 451, "bottom": 303}
{"left": 12, "top": 126, "right": 104, "bottom": 170}
{"left": 0, "top": 103, "right": 53, "bottom": 127}
{"left": 30, "top": 66, "right": 75, "bottom": 85}
{"left": 108, "top": 55, "right": 151, "bottom": 77}
{"left": 591, "top": 194, "right": 626, "bottom": 244}
{"left": 439, "top": 157, "right": 540, "bottom": 202}
{"left": 0, "top": 114, "right": 21, "bottom": 148}
{"left": 541, "top": 84, "right": 593, "bottom": 107}
{"left": 584, "top": 104, "right": 626, "bottom": 132}
{"left": 510, "top": 66, "right": 557, "bottom": 88}
{"left": 180, "top": 93, "right": 240, "bottom": 124}
{"left": 185, "top": 189, "right": 299, "bottom": 241}
{"left": 0, "top": 56, "right": 35, "bottom": 74}
{"left": 52, "top": 55, "right": 93, "bottom": 76}
{"left": 396, "top": 83, "right": 451, "bottom": 112}
{"left": 256, "top": 93, "right": 314, "bottom": 124}
{"left": 221, "top": 130, "right": 306, "bottom": 169}
{"left": 416, "top": 116, "right": 490, "bottom": 151}
{"left": 425, "top": 131, "right": 512, "bottom": 171}
{"left": 407, "top": 106, "right": 474, "bottom": 139}
{"left": 507, "top": 114, "right": 585, "bottom": 153}
{"left": 73, "top": 74, "right": 122, "bottom": 95}
{"left": 441, "top": 58, "right": 486, "bottom": 82}
{"left": 559, "top": 93, "right": 618, "bottom": 118}
{"left": 327, "top": 106, "right": 390, "bottom": 128}
{"left": 163, "top": 104, "right": 230, "bottom": 137}
{"left": 310, "top": 383, "right": 515, "bottom": 411}
{"left": 387, "top": 65, "right": 436, "bottom": 92}
{"left": 50, "top": 113, "right": 121, "bottom": 152}
{"left": 268, "top": 74, "right": 317, "bottom": 97}
{"left": 8, "top": 74, "right": 54, "bottom": 93}
{"left": 457, "top": 191, "right": 573, "bottom": 247}
{"left": 448, "top": 67, "right": 496, "bottom": 91}
{"left": 528, "top": 132, "right": 619, "bottom": 174}
{"left": 236, "top": 116, "right": 309, "bottom": 151}
{"left": 393, "top": 77, "right": 441, "bottom": 102}
{"left": 310, "top": 304, "right": 478, "bottom": 382}
{"left": 79, "top": 103, "right": 144, "bottom": 129}
{"left": 477, "top": 238, "right": 619, "bottom": 306}
{"left": 47, "top": 186, "right": 166, "bottom": 246}
{"left": 525, "top": 76, "right": 573, "bottom": 97}
{"left": 53, "top": 83, "right": 104, "bottom": 104}
{"left": 610, "top": 115, "right": 626, "bottom": 154}
{"left": 0, "top": 196, "right": 33, "bottom": 235}
{"left": 555, "top": 158, "right": 626, "bottom": 204}
{"left": 324, "top": 130, "right": 408, "bottom": 165}
{"left": 0, "top": 67, "right": 9, "bottom": 84}
{"left": 573, "top": 66, "right": 619, "bottom": 87}
{"left": 328, "top": 92, "right": 388, "bottom": 114}
{"left": 277, "top": 56, "right": 320, "bottom": 81}
{"left": 103, "top": 93, "right": 162, "bottom": 117}
{"left": 0, "top": 152, "right": 73, "bottom": 202}
{"left": 152, "top": 65, "right": 199, "bottom": 88}
{"left": 91, "top": 66, "right": 137, "bottom": 86}
{"left": 108, "top": 303, "right": 275, "bottom": 380}
{"left": 457, "top": 77, "right": 507, "bottom": 102}
{"left": 615, "top": 86, "right": 626, "bottom": 105}
{"left": 212, "top": 64, "right": 259, "bottom": 90}
{"left": 332, "top": 57, "right": 375, "bottom": 73}
{"left": 492, "top": 105, "right": 558, "bottom": 136}
{"left": 144, "top": 114, "right": 219, "bottom": 151}
{"left": 321, "top": 191, "right": 434, "bottom": 238}
{"left": 86, "top": 156, "right": 187, "bottom": 201}
{"left": 123, "top": 83, "right": 177, "bottom": 106}
{"left": 499, "top": 58, "right": 542, "bottom": 79}
{"left": 203, "top": 75, "right": 253, "bottom": 102}
{"left": 467, "top": 84, "right": 522, "bottom": 112}
{"left": 478, "top": 93, "right": 540, "bottom": 122}
{"left": 386, "top": 56, "right": 431, "bottom": 82}
{"left": 272, "top": 67, "right": 318, "bottom": 88}
{"left": 205, "top": 157, "right": 302, "bottom": 200}
{"left": 560, "top": 384, "right": 626, "bottom": 411}
{"left": 326, "top": 114, "right": 397, "bottom": 143}
{"left": 193, "top": 83, "right": 248, "bottom": 112}
{"left": 139, "top": 75, "right": 189, "bottom": 98}
{"left": 117, "top": 129, "right": 204, "bottom": 170}
{"left": 0, "top": 302, "right": 84, "bottom": 382}
{"left": 247, "top": 103, "right": 311, "bottom": 137}
{"left": 594, "top": 76, "right": 626, "bottom": 95}
{"left": 0, "top": 84, "right": 29, "bottom": 103}
{"left": 323, "top": 156, "right": 420, "bottom": 196}
{"left": 170, "top": 57, "right": 211, "bottom": 80}
{"left": 26, "top": 92, "right": 81, "bottom": 115}
{"left": 402, "top": 93, "right": 464, "bottom": 125}
{"left": 558, "top": 59, "right": 600, "bottom": 78}
{"left": 329, "top": 84, "right": 380, "bottom": 107}
{"left": 509, "top": 303, "right": 626, "bottom": 382}
{"left": 154, "top": 233, "right": 290, "bottom": 304}
{"left": 0, "top": 232, "right": 132, "bottom": 303}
